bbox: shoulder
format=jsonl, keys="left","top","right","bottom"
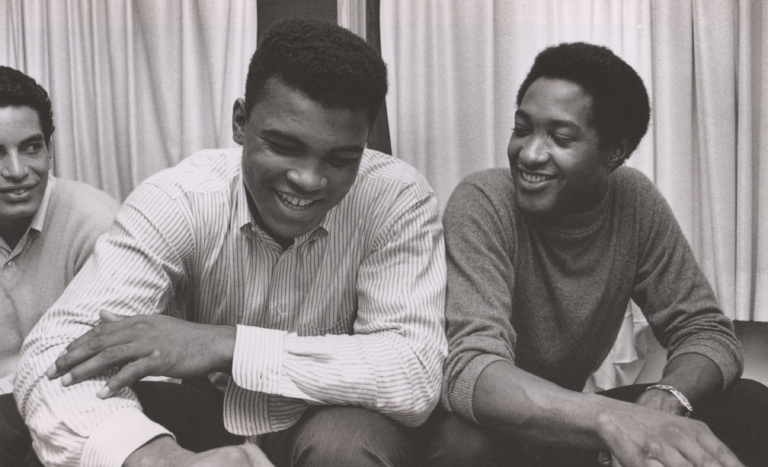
{"left": 343, "top": 150, "right": 437, "bottom": 216}
{"left": 445, "top": 168, "right": 515, "bottom": 221}
{"left": 355, "top": 149, "right": 435, "bottom": 199}
{"left": 140, "top": 148, "right": 242, "bottom": 200}
{"left": 609, "top": 166, "right": 668, "bottom": 215}
{"left": 48, "top": 177, "right": 120, "bottom": 226}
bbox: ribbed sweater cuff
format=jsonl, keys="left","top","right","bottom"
{"left": 449, "top": 354, "right": 507, "bottom": 423}
{"left": 668, "top": 339, "right": 743, "bottom": 390}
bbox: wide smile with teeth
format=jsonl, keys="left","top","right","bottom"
{"left": 520, "top": 171, "right": 555, "bottom": 184}
{"left": 277, "top": 191, "right": 316, "bottom": 210}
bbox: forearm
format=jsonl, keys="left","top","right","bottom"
{"left": 473, "top": 360, "right": 631, "bottom": 450}
{"left": 233, "top": 326, "right": 444, "bottom": 425}
{"left": 636, "top": 353, "right": 724, "bottom": 415}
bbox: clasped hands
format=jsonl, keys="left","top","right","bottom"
{"left": 46, "top": 310, "right": 236, "bottom": 398}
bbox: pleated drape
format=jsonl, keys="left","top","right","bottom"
{"left": 0, "top": 0, "right": 257, "bottom": 201}
{"left": 380, "top": 0, "right": 768, "bottom": 322}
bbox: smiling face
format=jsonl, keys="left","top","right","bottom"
{"left": 0, "top": 105, "right": 50, "bottom": 242}
{"left": 508, "top": 77, "right": 622, "bottom": 218}
{"left": 233, "top": 78, "right": 370, "bottom": 240}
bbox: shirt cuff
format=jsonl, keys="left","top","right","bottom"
{"left": 231, "top": 325, "right": 287, "bottom": 394}
{"left": 81, "top": 408, "right": 172, "bottom": 467}
{"left": 448, "top": 353, "right": 507, "bottom": 423}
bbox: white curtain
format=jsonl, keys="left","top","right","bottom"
{"left": 381, "top": 0, "right": 768, "bottom": 322}
{"left": 0, "top": 0, "right": 257, "bottom": 201}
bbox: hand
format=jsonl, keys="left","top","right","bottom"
{"left": 125, "top": 436, "right": 274, "bottom": 467}
{"left": 46, "top": 310, "right": 236, "bottom": 398}
{"left": 597, "top": 402, "right": 743, "bottom": 467}
{"left": 597, "top": 387, "right": 693, "bottom": 466}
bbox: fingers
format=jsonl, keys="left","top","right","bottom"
{"left": 97, "top": 350, "right": 162, "bottom": 398}
{"left": 684, "top": 427, "right": 743, "bottom": 467}
{"left": 47, "top": 315, "right": 142, "bottom": 379}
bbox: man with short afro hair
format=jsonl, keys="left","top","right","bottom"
{"left": 421, "top": 42, "right": 768, "bottom": 466}
{"left": 17, "top": 18, "right": 446, "bottom": 467}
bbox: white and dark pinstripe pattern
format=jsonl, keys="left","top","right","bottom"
{"left": 15, "top": 148, "right": 447, "bottom": 467}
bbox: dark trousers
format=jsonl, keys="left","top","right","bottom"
{"left": 417, "top": 379, "right": 768, "bottom": 467}
{"left": 1, "top": 378, "right": 415, "bottom": 466}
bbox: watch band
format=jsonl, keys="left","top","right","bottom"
{"left": 645, "top": 384, "right": 693, "bottom": 417}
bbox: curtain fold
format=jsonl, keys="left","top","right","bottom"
{"left": 380, "top": 0, "right": 768, "bottom": 322}
{"left": 1, "top": 0, "right": 257, "bottom": 201}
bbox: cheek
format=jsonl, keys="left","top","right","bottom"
{"left": 327, "top": 168, "right": 358, "bottom": 198}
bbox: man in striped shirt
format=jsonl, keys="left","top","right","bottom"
{"left": 16, "top": 19, "right": 447, "bottom": 467}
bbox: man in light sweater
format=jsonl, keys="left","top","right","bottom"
{"left": 0, "top": 66, "right": 119, "bottom": 465}
{"left": 423, "top": 43, "right": 768, "bottom": 466}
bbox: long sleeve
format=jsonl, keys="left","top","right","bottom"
{"left": 231, "top": 193, "right": 447, "bottom": 427}
{"left": 441, "top": 178, "right": 517, "bottom": 422}
{"left": 14, "top": 183, "right": 194, "bottom": 467}
{"left": 631, "top": 179, "right": 743, "bottom": 388}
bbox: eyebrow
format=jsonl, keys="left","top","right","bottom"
{"left": 260, "top": 128, "right": 366, "bottom": 155}
{"left": 515, "top": 109, "right": 582, "bottom": 133}
{"left": 22, "top": 133, "right": 45, "bottom": 144}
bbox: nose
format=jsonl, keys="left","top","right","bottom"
{"left": 286, "top": 162, "right": 328, "bottom": 192}
{"left": 514, "top": 133, "right": 549, "bottom": 168}
{"left": 0, "top": 152, "right": 29, "bottom": 180}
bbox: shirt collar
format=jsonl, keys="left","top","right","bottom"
{"left": 27, "top": 174, "right": 56, "bottom": 234}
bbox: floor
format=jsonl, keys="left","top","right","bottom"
{"left": 636, "top": 321, "right": 768, "bottom": 386}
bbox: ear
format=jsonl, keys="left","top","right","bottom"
{"left": 605, "top": 139, "right": 630, "bottom": 171}
{"left": 232, "top": 98, "right": 247, "bottom": 145}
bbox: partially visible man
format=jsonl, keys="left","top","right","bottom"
{"left": 16, "top": 18, "right": 446, "bottom": 467}
{"left": 424, "top": 43, "right": 768, "bottom": 466}
{"left": 0, "top": 66, "right": 119, "bottom": 466}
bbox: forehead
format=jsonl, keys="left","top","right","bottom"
{"left": 0, "top": 105, "right": 43, "bottom": 141}
{"left": 518, "top": 77, "right": 595, "bottom": 128}
{"left": 248, "top": 78, "right": 369, "bottom": 144}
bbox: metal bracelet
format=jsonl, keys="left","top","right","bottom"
{"left": 645, "top": 384, "right": 693, "bottom": 417}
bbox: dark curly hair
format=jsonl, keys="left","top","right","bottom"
{"left": 244, "top": 18, "right": 388, "bottom": 125}
{"left": 516, "top": 42, "right": 650, "bottom": 157}
{"left": 0, "top": 66, "right": 55, "bottom": 146}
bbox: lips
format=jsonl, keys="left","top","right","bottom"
{"left": 276, "top": 190, "right": 318, "bottom": 210}
{"left": 0, "top": 184, "right": 37, "bottom": 197}
{"left": 518, "top": 168, "right": 556, "bottom": 185}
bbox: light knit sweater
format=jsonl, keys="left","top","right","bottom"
{"left": 442, "top": 166, "right": 743, "bottom": 422}
{"left": 0, "top": 176, "right": 118, "bottom": 388}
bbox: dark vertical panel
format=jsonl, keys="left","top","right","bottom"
{"left": 257, "top": 0, "right": 337, "bottom": 45}
{"left": 365, "top": 0, "right": 392, "bottom": 155}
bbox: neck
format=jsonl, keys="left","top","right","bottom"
{"left": 245, "top": 189, "right": 294, "bottom": 250}
{"left": 0, "top": 218, "right": 32, "bottom": 250}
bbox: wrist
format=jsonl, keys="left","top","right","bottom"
{"left": 642, "top": 384, "right": 693, "bottom": 417}
{"left": 213, "top": 325, "right": 237, "bottom": 373}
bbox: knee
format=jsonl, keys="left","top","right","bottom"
{"left": 418, "top": 409, "right": 502, "bottom": 467}
{"left": 291, "top": 407, "right": 412, "bottom": 467}
{"left": 0, "top": 394, "right": 32, "bottom": 460}
{"left": 720, "top": 378, "right": 768, "bottom": 410}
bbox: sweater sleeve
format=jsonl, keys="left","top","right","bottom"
{"left": 441, "top": 174, "right": 517, "bottom": 423}
{"left": 631, "top": 179, "right": 743, "bottom": 389}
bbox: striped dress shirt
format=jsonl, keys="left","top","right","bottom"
{"left": 15, "top": 148, "right": 447, "bottom": 467}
